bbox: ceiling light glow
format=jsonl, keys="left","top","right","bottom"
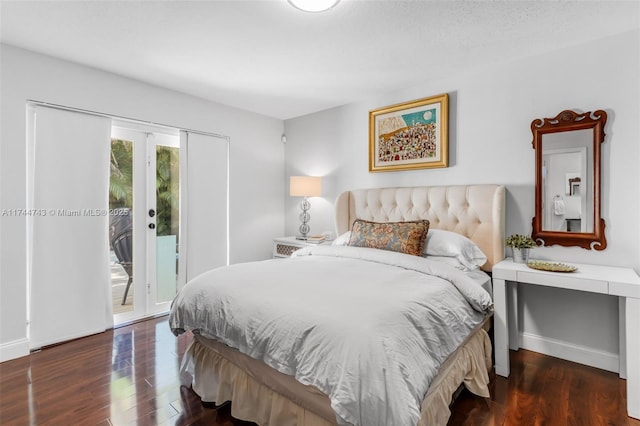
{"left": 287, "top": 0, "right": 340, "bottom": 13}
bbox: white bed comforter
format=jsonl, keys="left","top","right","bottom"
{"left": 169, "top": 245, "right": 492, "bottom": 426}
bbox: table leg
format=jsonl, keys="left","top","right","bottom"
{"left": 508, "top": 281, "right": 519, "bottom": 350}
{"left": 626, "top": 297, "right": 640, "bottom": 419}
{"left": 619, "top": 297, "right": 627, "bottom": 379}
{"left": 493, "top": 277, "right": 510, "bottom": 377}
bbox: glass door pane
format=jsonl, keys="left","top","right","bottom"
{"left": 154, "top": 140, "right": 180, "bottom": 305}
{"left": 109, "top": 138, "right": 135, "bottom": 316}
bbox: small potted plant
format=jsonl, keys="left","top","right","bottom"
{"left": 505, "top": 234, "right": 536, "bottom": 263}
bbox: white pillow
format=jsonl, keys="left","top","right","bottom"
{"left": 426, "top": 255, "right": 470, "bottom": 271}
{"left": 332, "top": 231, "right": 351, "bottom": 246}
{"left": 423, "top": 229, "right": 487, "bottom": 271}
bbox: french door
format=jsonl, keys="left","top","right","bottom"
{"left": 110, "top": 125, "right": 181, "bottom": 324}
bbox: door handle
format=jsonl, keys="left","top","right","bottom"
{"left": 149, "top": 209, "right": 156, "bottom": 217}
{"left": 148, "top": 223, "right": 156, "bottom": 229}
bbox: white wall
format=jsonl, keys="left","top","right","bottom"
{"left": 283, "top": 30, "right": 640, "bottom": 371}
{"left": 0, "top": 44, "right": 285, "bottom": 361}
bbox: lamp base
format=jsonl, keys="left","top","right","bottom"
{"left": 297, "top": 197, "right": 311, "bottom": 240}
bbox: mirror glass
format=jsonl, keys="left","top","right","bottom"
{"left": 541, "top": 129, "right": 593, "bottom": 233}
{"left": 531, "top": 110, "right": 607, "bottom": 250}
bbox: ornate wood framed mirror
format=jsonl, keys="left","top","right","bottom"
{"left": 531, "top": 109, "right": 607, "bottom": 250}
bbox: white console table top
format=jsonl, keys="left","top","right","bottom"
{"left": 493, "top": 258, "right": 640, "bottom": 297}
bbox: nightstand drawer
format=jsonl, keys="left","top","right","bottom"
{"left": 272, "top": 236, "right": 328, "bottom": 258}
{"left": 274, "top": 242, "right": 303, "bottom": 258}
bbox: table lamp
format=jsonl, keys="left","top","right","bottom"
{"left": 289, "top": 176, "right": 322, "bottom": 240}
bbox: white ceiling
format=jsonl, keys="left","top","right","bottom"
{"left": 1, "top": 0, "right": 638, "bottom": 120}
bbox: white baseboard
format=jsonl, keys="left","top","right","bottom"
{"left": 519, "top": 332, "right": 619, "bottom": 373}
{"left": 0, "top": 338, "right": 30, "bottom": 363}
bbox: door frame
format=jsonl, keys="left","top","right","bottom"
{"left": 111, "top": 123, "right": 182, "bottom": 325}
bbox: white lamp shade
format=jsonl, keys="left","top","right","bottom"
{"left": 290, "top": 176, "right": 322, "bottom": 197}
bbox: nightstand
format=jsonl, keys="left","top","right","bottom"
{"left": 272, "top": 236, "right": 327, "bottom": 258}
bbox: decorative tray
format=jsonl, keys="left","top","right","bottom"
{"left": 526, "top": 260, "right": 578, "bottom": 273}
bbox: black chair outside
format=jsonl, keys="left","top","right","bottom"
{"left": 110, "top": 208, "right": 132, "bottom": 245}
{"left": 110, "top": 208, "right": 133, "bottom": 305}
{"left": 112, "top": 230, "right": 133, "bottom": 305}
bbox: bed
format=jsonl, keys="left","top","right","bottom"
{"left": 170, "top": 184, "right": 505, "bottom": 426}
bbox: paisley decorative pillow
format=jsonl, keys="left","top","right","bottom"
{"left": 347, "top": 219, "right": 430, "bottom": 256}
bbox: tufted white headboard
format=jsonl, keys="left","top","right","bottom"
{"left": 335, "top": 185, "right": 506, "bottom": 271}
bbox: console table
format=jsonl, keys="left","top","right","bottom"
{"left": 492, "top": 258, "right": 640, "bottom": 419}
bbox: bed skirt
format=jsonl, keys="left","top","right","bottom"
{"left": 180, "top": 321, "right": 492, "bottom": 426}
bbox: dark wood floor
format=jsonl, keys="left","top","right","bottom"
{"left": 1, "top": 316, "right": 638, "bottom": 426}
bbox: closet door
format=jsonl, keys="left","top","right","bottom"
{"left": 28, "top": 106, "right": 112, "bottom": 349}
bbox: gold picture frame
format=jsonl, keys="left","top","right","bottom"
{"left": 369, "top": 93, "right": 449, "bottom": 172}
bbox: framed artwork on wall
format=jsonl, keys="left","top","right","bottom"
{"left": 369, "top": 93, "right": 449, "bottom": 172}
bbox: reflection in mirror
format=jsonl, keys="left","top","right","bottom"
{"left": 531, "top": 110, "right": 607, "bottom": 250}
{"left": 567, "top": 174, "right": 580, "bottom": 196}
{"left": 542, "top": 129, "right": 592, "bottom": 233}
